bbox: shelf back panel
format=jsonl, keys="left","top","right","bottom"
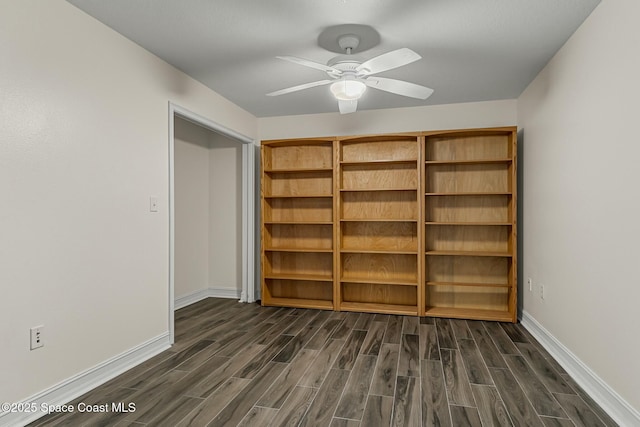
{"left": 342, "top": 221, "right": 417, "bottom": 252}
{"left": 342, "top": 191, "right": 417, "bottom": 220}
{"left": 265, "top": 198, "right": 332, "bottom": 222}
{"left": 425, "top": 134, "right": 511, "bottom": 162}
{"left": 426, "top": 164, "right": 510, "bottom": 193}
{"left": 341, "top": 139, "right": 418, "bottom": 162}
{"left": 426, "top": 255, "right": 510, "bottom": 285}
{"left": 265, "top": 144, "right": 333, "bottom": 170}
{"left": 425, "top": 225, "right": 509, "bottom": 252}
{"left": 342, "top": 282, "right": 417, "bottom": 306}
{"left": 426, "top": 284, "right": 508, "bottom": 311}
{"left": 425, "top": 195, "right": 510, "bottom": 223}
{"left": 342, "top": 253, "right": 417, "bottom": 282}
{"left": 265, "top": 224, "right": 333, "bottom": 250}
{"left": 265, "top": 252, "right": 333, "bottom": 277}
{"left": 264, "top": 172, "right": 332, "bottom": 197}
{"left": 341, "top": 163, "right": 417, "bottom": 190}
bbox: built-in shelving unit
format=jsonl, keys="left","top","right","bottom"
{"left": 423, "top": 129, "right": 517, "bottom": 322}
{"left": 261, "top": 139, "right": 336, "bottom": 310}
{"left": 261, "top": 127, "right": 517, "bottom": 322}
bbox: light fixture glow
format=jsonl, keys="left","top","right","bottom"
{"left": 330, "top": 79, "right": 367, "bottom": 100}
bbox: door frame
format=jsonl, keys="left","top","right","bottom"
{"left": 168, "top": 102, "right": 256, "bottom": 344}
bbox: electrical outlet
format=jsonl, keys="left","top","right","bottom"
{"left": 527, "top": 278, "right": 532, "bottom": 291}
{"left": 30, "top": 325, "right": 44, "bottom": 350}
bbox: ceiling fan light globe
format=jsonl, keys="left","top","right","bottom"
{"left": 330, "top": 80, "right": 367, "bottom": 101}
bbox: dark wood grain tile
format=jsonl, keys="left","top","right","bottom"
{"left": 283, "top": 309, "right": 320, "bottom": 335}
{"left": 490, "top": 367, "right": 544, "bottom": 427}
{"left": 419, "top": 323, "right": 440, "bottom": 361}
{"left": 335, "top": 354, "right": 377, "bottom": 420}
{"left": 145, "top": 395, "right": 203, "bottom": 427}
{"left": 392, "top": 376, "right": 421, "bottom": 426}
{"left": 515, "top": 342, "right": 574, "bottom": 395}
{"left": 398, "top": 334, "right": 420, "bottom": 377}
{"left": 373, "top": 314, "right": 390, "bottom": 323}
{"left": 305, "top": 318, "right": 342, "bottom": 350}
{"left": 560, "top": 374, "right": 619, "bottom": 427}
{"left": 354, "top": 312, "right": 375, "bottom": 330}
{"left": 467, "top": 321, "right": 508, "bottom": 369}
{"left": 421, "top": 359, "right": 452, "bottom": 427}
{"left": 273, "top": 325, "right": 318, "bottom": 363}
{"left": 540, "top": 416, "right": 576, "bottom": 427}
{"left": 331, "top": 312, "right": 361, "bottom": 340}
{"left": 258, "top": 348, "right": 319, "bottom": 408}
{"left": 330, "top": 418, "right": 361, "bottom": 427}
{"left": 451, "top": 319, "right": 472, "bottom": 340}
{"left": 450, "top": 405, "right": 483, "bottom": 427}
{"left": 209, "top": 361, "right": 287, "bottom": 426}
{"left": 370, "top": 343, "right": 400, "bottom": 397}
{"left": 500, "top": 322, "right": 530, "bottom": 343}
{"left": 484, "top": 322, "right": 519, "bottom": 355}
{"left": 268, "top": 385, "right": 317, "bottom": 427}
{"left": 237, "top": 406, "right": 278, "bottom": 427}
{"left": 299, "top": 369, "right": 351, "bottom": 427}
{"left": 360, "top": 321, "right": 386, "bottom": 356}
{"left": 471, "top": 384, "right": 513, "bottom": 427}
{"left": 334, "top": 329, "right": 367, "bottom": 370}
{"left": 553, "top": 393, "right": 607, "bottom": 427}
{"left": 234, "top": 334, "right": 293, "bottom": 378}
{"left": 402, "top": 316, "right": 420, "bottom": 335}
{"left": 420, "top": 316, "right": 435, "bottom": 325}
{"left": 383, "top": 315, "right": 403, "bottom": 344}
{"left": 458, "top": 339, "right": 493, "bottom": 385}
{"left": 307, "top": 309, "right": 333, "bottom": 327}
{"left": 441, "top": 349, "right": 475, "bottom": 407}
{"left": 298, "top": 338, "right": 345, "bottom": 388}
{"left": 362, "top": 395, "right": 393, "bottom": 427}
{"left": 436, "top": 318, "right": 457, "bottom": 349}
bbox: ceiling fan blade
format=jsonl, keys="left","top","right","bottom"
{"left": 266, "top": 79, "right": 333, "bottom": 96}
{"left": 338, "top": 99, "right": 358, "bottom": 114}
{"left": 365, "top": 77, "right": 434, "bottom": 99}
{"left": 276, "top": 56, "right": 341, "bottom": 74}
{"left": 356, "top": 48, "right": 421, "bottom": 75}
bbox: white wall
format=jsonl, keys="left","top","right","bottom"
{"left": 0, "top": 0, "right": 255, "bottom": 408}
{"left": 258, "top": 99, "right": 517, "bottom": 140}
{"left": 174, "top": 118, "right": 211, "bottom": 299}
{"left": 518, "top": 0, "right": 640, "bottom": 415}
{"left": 209, "top": 135, "right": 243, "bottom": 294}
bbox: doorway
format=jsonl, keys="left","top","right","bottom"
{"left": 168, "top": 103, "right": 255, "bottom": 344}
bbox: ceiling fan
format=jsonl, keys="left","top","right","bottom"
{"left": 267, "top": 34, "right": 434, "bottom": 114}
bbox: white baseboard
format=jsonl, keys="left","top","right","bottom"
{"left": 174, "top": 286, "right": 242, "bottom": 310}
{"left": 0, "top": 333, "right": 171, "bottom": 427}
{"left": 521, "top": 311, "right": 640, "bottom": 427}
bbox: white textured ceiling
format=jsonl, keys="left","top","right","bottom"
{"left": 67, "top": 0, "right": 600, "bottom": 117}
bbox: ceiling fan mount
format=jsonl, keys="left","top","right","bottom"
{"left": 267, "top": 28, "right": 434, "bottom": 114}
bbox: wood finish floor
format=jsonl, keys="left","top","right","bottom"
{"left": 29, "top": 298, "right": 618, "bottom": 427}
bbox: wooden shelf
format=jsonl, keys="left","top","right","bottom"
{"left": 340, "top": 277, "right": 418, "bottom": 286}
{"left": 426, "top": 281, "right": 511, "bottom": 288}
{"left": 340, "top": 301, "right": 418, "bottom": 316}
{"left": 340, "top": 218, "right": 418, "bottom": 223}
{"left": 424, "top": 306, "right": 514, "bottom": 322}
{"left": 425, "top": 158, "right": 512, "bottom": 165}
{"left": 426, "top": 250, "right": 512, "bottom": 257}
{"left": 264, "top": 167, "right": 333, "bottom": 173}
{"left": 264, "top": 273, "right": 333, "bottom": 282}
{"left": 340, "top": 249, "right": 418, "bottom": 255}
{"left": 267, "top": 297, "right": 333, "bottom": 310}
{"left": 265, "top": 248, "right": 333, "bottom": 253}
{"left": 426, "top": 222, "right": 512, "bottom": 226}
{"left": 264, "top": 221, "right": 333, "bottom": 225}
{"left": 341, "top": 188, "right": 417, "bottom": 192}
{"left": 341, "top": 159, "right": 417, "bottom": 166}
{"left": 425, "top": 192, "right": 512, "bottom": 196}
{"left": 264, "top": 194, "right": 332, "bottom": 199}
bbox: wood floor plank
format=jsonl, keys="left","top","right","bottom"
{"left": 441, "top": 349, "right": 475, "bottom": 407}
{"left": 504, "top": 355, "right": 566, "bottom": 418}
{"left": 273, "top": 325, "right": 319, "bottom": 363}
{"left": 450, "top": 405, "right": 483, "bottom": 427}
{"left": 484, "top": 322, "right": 519, "bottom": 355}
{"left": 331, "top": 418, "right": 361, "bottom": 427}
{"left": 540, "top": 416, "right": 576, "bottom": 427}
{"left": 360, "top": 321, "right": 386, "bottom": 356}
{"left": 257, "top": 348, "right": 319, "bottom": 409}
{"left": 467, "top": 321, "right": 508, "bottom": 369}
{"left": 175, "top": 377, "right": 252, "bottom": 427}
{"left": 234, "top": 334, "right": 293, "bottom": 378}
{"left": 383, "top": 315, "right": 403, "bottom": 344}
{"left": 369, "top": 343, "right": 400, "bottom": 397}
{"left": 335, "top": 354, "right": 377, "bottom": 420}
{"left": 419, "top": 324, "right": 440, "bottom": 361}
{"left": 515, "top": 342, "right": 574, "bottom": 395}
{"left": 145, "top": 395, "right": 203, "bottom": 427}
{"left": 500, "top": 323, "right": 530, "bottom": 343}
{"left": 283, "top": 310, "right": 321, "bottom": 335}
{"left": 354, "top": 312, "right": 375, "bottom": 330}
{"left": 553, "top": 393, "right": 607, "bottom": 427}
{"left": 451, "top": 319, "right": 473, "bottom": 340}
{"left": 333, "top": 329, "right": 367, "bottom": 370}
{"left": 471, "top": 384, "right": 513, "bottom": 427}
{"left": 392, "top": 376, "right": 421, "bottom": 426}
{"left": 458, "top": 339, "right": 493, "bottom": 385}
{"left": 237, "top": 406, "right": 278, "bottom": 427}
{"left": 421, "top": 359, "right": 452, "bottom": 427}
{"left": 362, "top": 395, "right": 393, "bottom": 427}
{"left": 268, "top": 386, "right": 317, "bottom": 427}
{"left": 209, "top": 361, "right": 287, "bottom": 426}
{"left": 490, "top": 367, "right": 544, "bottom": 427}
{"left": 398, "top": 334, "right": 420, "bottom": 377}
{"left": 331, "top": 312, "right": 361, "bottom": 340}
{"left": 305, "top": 318, "right": 342, "bottom": 350}
{"left": 560, "top": 374, "right": 619, "bottom": 427}
{"left": 436, "top": 318, "right": 457, "bottom": 349}
{"left": 402, "top": 316, "right": 420, "bottom": 335}
{"left": 299, "top": 369, "right": 351, "bottom": 427}
{"left": 298, "top": 338, "right": 346, "bottom": 388}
